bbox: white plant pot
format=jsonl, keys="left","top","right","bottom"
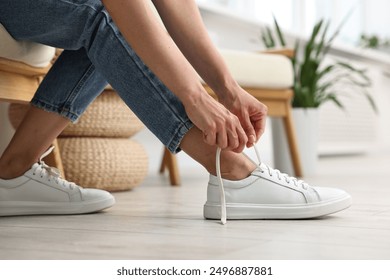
{"left": 271, "top": 108, "right": 319, "bottom": 176}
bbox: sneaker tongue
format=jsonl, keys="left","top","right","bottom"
{"left": 251, "top": 165, "right": 265, "bottom": 176}
{"left": 254, "top": 163, "right": 280, "bottom": 177}
{"left": 25, "top": 162, "right": 42, "bottom": 176}
{"left": 254, "top": 163, "right": 269, "bottom": 172}
{"left": 259, "top": 162, "right": 268, "bottom": 169}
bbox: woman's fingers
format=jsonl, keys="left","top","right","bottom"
{"left": 239, "top": 111, "right": 256, "bottom": 148}
{"left": 185, "top": 92, "right": 262, "bottom": 152}
{"left": 202, "top": 117, "right": 245, "bottom": 151}
{"left": 250, "top": 103, "right": 268, "bottom": 141}
{"left": 230, "top": 122, "right": 247, "bottom": 153}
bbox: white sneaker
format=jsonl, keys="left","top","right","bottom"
{"left": 0, "top": 146, "right": 115, "bottom": 216}
{"left": 204, "top": 147, "right": 351, "bottom": 224}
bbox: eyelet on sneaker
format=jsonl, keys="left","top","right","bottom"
{"left": 208, "top": 145, "right": 352, "bottom": 224}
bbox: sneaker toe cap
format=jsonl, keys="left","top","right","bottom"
{"left": 314, "top": 186, "right": 351, "bottom": 202}
{"left": 80, "top": 188, "right": 115, "bottom": 203}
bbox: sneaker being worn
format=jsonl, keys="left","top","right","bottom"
{"left": 0, "top": 146, "right": 115, "bottom": 216}
{"left": 204, "top": 147, "right": 351, "bottom": 224}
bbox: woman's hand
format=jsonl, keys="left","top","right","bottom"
{"left": 184, "top": 84, "right": 268, "bottom": 153}
{"left": 218, "top": 85, "right": 268, "bottom": 152}
{"left": 184, "top": 92, "right": 249, "bottom": 152}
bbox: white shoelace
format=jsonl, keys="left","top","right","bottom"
{"left": 32, "top": 146, "right": 77, "bottom": 190}
{"left": 259, "top": 164, "right": 308, "bottom": 189}
{"left": 215, "top": 145, "right": 309, "bottom": 225}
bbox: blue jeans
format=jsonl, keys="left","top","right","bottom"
{"left": 0, "top": 0, "right": 193, "bottom": 153}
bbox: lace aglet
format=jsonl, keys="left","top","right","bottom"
{"left": 221, "top": 217, "right": 227, "bottom": 225}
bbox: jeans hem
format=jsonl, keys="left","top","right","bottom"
{"left": 167, "top": 120, "right": 194, "bottom": 154}
{"left": 30, "top": 98, "right": 80, "bottom": 123}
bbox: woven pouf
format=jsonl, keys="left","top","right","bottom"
{"left": 57, "top": 137, "right": 148, "bottom": 192}
{"left": 8, "top": 90, "right": 144, "bottom": 138}
{"left": 62, "top": 90, "right": 144, "bottom": 137}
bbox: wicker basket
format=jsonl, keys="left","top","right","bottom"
{"left": 8, "top": 90, "right": 144, "bottom": 138}
{"left": 63, "top": 90, "right": 144, "bottom": 137}
{"left": 57, "top": 137, "right": 148, "bottom": 192}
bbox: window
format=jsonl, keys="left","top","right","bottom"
{"left": 197, "top": 0, "right": 389, "bottom": 48}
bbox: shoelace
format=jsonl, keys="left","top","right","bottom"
{"left": 32, "top": 146, "right": 76, "bottom": 190}
{"left": 215, "top": 145, "right": 308, "bottom": 225}
{"left": 259, "top": 163, "right": 308, "bottom": 189}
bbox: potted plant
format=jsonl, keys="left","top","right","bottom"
{"left": 261, "top": 17, "right": 377, "bottom": 176}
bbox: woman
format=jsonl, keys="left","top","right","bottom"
{"left": 0, "top": 0, "right": 351, "bottom": 221}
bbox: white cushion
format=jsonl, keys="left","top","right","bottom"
{"left": 219, "top": 49, "right": 294, "bottom": 89}
{"left": 0, "top": 24, "right": 55, "bottom": 68}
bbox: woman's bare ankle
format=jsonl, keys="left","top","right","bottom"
{"left": 180, "top": 127, "right": 257, "bottom": 181}
{"left": 210, "top": 151, "right": 257, "bottom": 181}
{"left": 0, "top": 157, "right": 34, "bottom": 179}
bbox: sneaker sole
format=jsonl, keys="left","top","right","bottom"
{"left": 203, "top": 193, "right": 351, "bottom": 220}
{"left": 0, "top": 196, "right": 115, "bottom": 216}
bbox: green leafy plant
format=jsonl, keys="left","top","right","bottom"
{"left": 261, "top": 16, "right": 377, "bottom": 112}
{"left": 359, "top": 34, "right": 390, "bottom": 49}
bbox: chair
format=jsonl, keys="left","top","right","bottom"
{"left": 0, "top": 24, "right": 64, "bottom": 174}
{"left": 160, "top": 48, "right": 302, "bottom": 186}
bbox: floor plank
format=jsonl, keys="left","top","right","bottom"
{"left": 1, "top": 152, "right": 390, "bottom": 260}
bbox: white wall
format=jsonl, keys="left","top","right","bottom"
{"left": 363, "top": 0, "right": 390, "bottom": 38}
{"left": 198, "top": 4, "right": 390, "bottom": 155}
{"left": 197, "top": 0, "right": 390, "bottom": 46}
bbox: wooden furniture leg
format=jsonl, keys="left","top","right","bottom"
{"left": 159, "top": 147, "right": 181, "bottom": 186}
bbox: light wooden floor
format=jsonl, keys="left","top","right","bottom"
{"left": 0, "top": 151, "right": 389, "bottom": 260}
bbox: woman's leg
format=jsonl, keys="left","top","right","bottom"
{"left": 0, "top": 48, "right": 108, "bottom": 179}
{"left": 0, "top": 47, "right": 115, "bottom": 216}
{"left": 0, "top": 0, "right": 191, "bottom": 153}
{"left": 180, "top": 128, "right": 255, "bottom": 180}
{"left": 0, "top": 108, "right": 69, "bottom": 179}
{"left": 0, "top": 0, "right": 255, "bottom": 180}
